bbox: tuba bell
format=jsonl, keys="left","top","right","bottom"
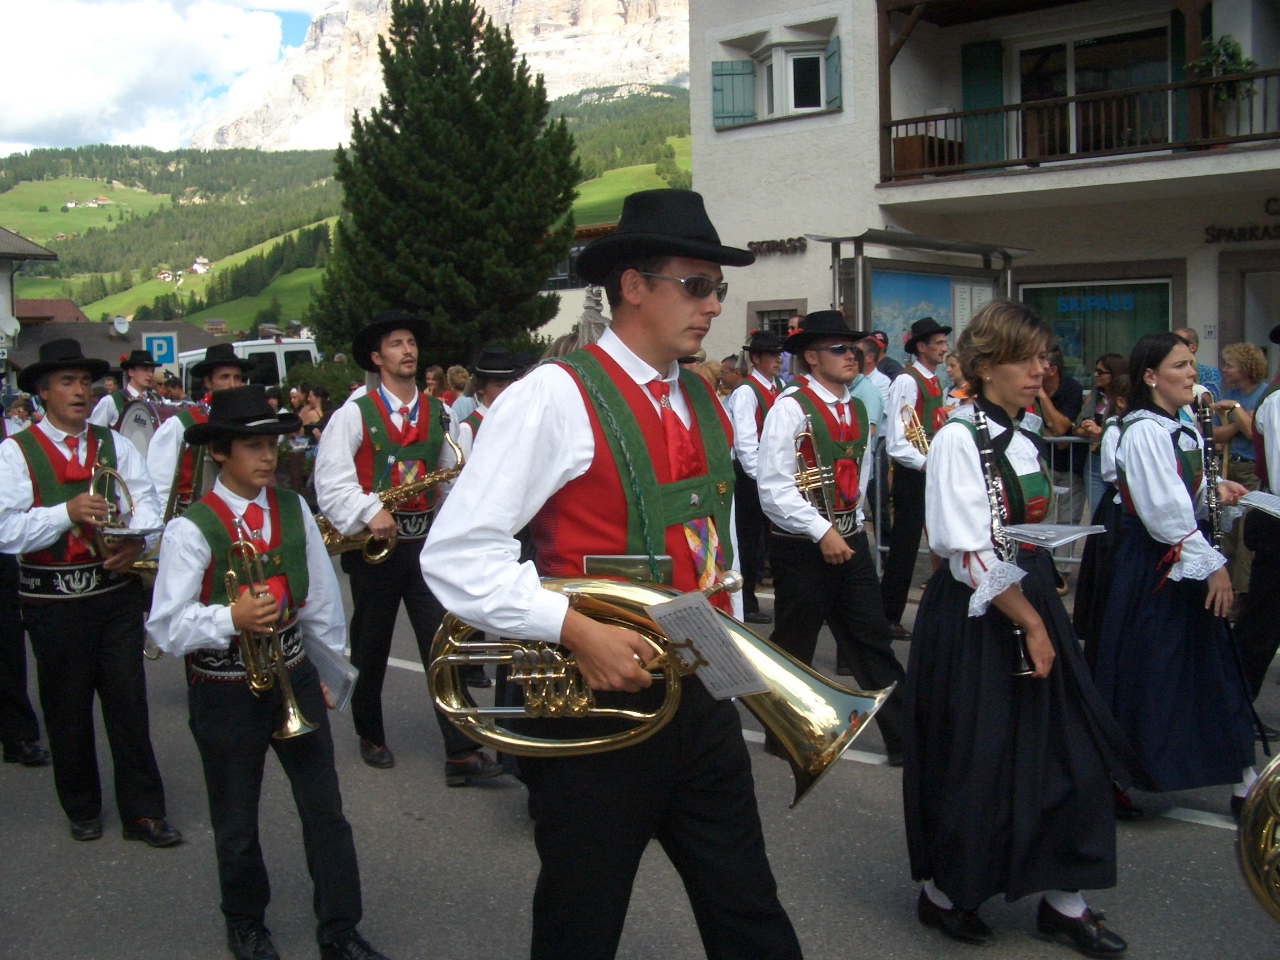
{"left": 1237, "top": 751, "right": 1280, "bottom": 923}
{"left": 429, "top": 575, "right": 893, "bottom": 807}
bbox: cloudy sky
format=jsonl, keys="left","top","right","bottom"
{"left": 0, "top": 0, "right": 329, "bottom": 155}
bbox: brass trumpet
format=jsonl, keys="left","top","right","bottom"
{"left": 794, "top": 415, "right": 838, "bottom": 520}
{"left": 318, "top": 421, "right": 466, "bottom": 564}
{"left": 1237, "top": 751, "right": 1280, "bottom": 923}
{"left": 429, "top": 575, "right": 893, "bottom": 807}
{"left": 900, "top": 404, "right": 930, "bottom": 456}
{"left": 225, "top": 533, "right": 317, "bottom": 740}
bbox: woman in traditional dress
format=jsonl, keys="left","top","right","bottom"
{"left": 904, "top": 299, "right": 1144, "bottom": 957}
{"left": 1093, "top": 332, "right": 1255, "bottom": 814}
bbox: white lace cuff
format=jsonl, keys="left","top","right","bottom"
{"left": 968, "top": 559, "right": 1026, "bottom": 617}
{"left": 1164, "top": 531, "right": 1227, "bottom": 582}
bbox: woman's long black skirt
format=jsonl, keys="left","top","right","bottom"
{"left": 903, "top": 549, "right": 1145, "bottom": 911}
{"left": 1073, "top": 483, "right": 1125, "bottom": 671}
{"left": 1093, "top": 516, "right": 1255, "bottom": 792}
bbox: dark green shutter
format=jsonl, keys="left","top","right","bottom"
{"left": 825, "top": 37, "right": 843, "bottom": 110}
{"left": 712, "top": 61, "right": 757, "bottom": 129}
{"left": 1171, "top": 10, "right": 1187, "bottom": 142}
{"left": 961, "top": 40, "right": 1006, "bottom": 162}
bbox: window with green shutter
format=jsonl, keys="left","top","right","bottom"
{"left": 825, "top": 36, "right": 842, "bottom": 110}
{"left": 712, "top": 60, "right": 757, "bottom": 128}
{"left": 961, "top": 40, "right": 1007, "bottom": 162}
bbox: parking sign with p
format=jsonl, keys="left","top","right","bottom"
{"left": 142, "top": 333, "right": 178, "bottom": 371}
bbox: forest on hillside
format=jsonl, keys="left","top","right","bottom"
{"left": 551, "top": 85, "right": 691, "bottom": 181}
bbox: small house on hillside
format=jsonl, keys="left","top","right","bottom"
{"left": 203, "top": 319, "right": 227, "bottom": 334}
{"left": 86, "top": 202, "right": 98, "bottom": 208}
{"left": 64, "top": 201, "right": 76, "bottom": 209}
{"left": 95, "top": 196, "right": 108, "bottom": 203}
{"left": 156, "top": 270, "right": 174, "bottom": 282}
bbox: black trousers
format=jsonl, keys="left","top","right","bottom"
{"left": 1236, "top": 546, "right": 1280, "bottom": 700}
{"left": 189, "top": 659, "right": 362, "bottom": 943}
{"left": 0, "top": 556, "right": 39, "bottom": 745}
{"left": 520, "top": 679, "right": 801, "bottom": 960}
{"left": 733, "top": 463, "right": 768, "bottom": 615}
{"left": 769, "top": 529, "right": 906, "bottom": 755}
{"left": 881, "top": 463, "right": 926, "bottom": 624}
{"left": 343, "top": 542, "right": 476, "bottom": 756}
{"left": 23, "top": 580, "right": 166, "bottom": 823}
{"left": 863, "top": 437, "right": 891, "bottom": 545}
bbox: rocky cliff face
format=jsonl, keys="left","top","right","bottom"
{"left": 191, "top": 0, "right": 688, "bottom": 151}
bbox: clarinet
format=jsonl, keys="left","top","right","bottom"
{"left": 1196, "top": 394, "right": 1224, "bottom": 550}
{"left": 973, "top": 406, "right": 1036, "bottom": 677}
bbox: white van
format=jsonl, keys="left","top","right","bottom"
{"left": 178, "top": 337, "right": 320, "bottom": 393}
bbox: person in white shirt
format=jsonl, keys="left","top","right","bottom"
{"left": 455, "top": 345, "right": 520, "bottom": 461}
{"left": 881, "top": 316, "right": 951, "bottom": 637}
{"left": 0, "top": 338, "right": 177, "bottom": 846}
{"left": 313, "top": 311, "right": 501, "bottom": 785}
{"left": 421, "top": 189, "right": 800, "bottom": 960}
{"left": 757, "top": 310, "right": 906, "bottom": 762}
{"left": 727, "top": 328, "right": 784, "bottom": 624}
{"left": 146, "top": 385, "right": 392, "bottom": 960}
{"left": 89, "top": 348, "right": 158, "bottom": 428}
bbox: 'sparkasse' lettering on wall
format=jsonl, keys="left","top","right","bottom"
{"left": 1205, "top": 224, "right": 1280, "bottom": 243}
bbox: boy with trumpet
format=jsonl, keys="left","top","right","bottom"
{"left": 0, "top": 338, "right": 175, "bottom": 845}
{"left": 147, "top": 385, "right": 391, "bottom": 960}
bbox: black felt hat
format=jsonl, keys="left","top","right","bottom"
{"left": 511, "top": 351, "right": 536, "bottom": 374}
{"left": 119, "top": 349, "right": 157, "bottom": 371}
{"left": 190, "top": 342, "right": 254, "bottom": 382}
{"left": 352, "top": 310, "right": 433, "bottom": 373}
{"left": 574, "top": 189, "right": 755, "bottom": 285}
{"left": 471, "top": 345, "right": 520, "bottom": 381}
{"left": 903, "top": 316, "right": 952, "bottom": 355}
{"left": 18, "top": 338, "right": 110, "bottom": 393}
{"left": 783, "top": 311, "right": 870, "bottom": 355}
{"left": 184, "top": 385, "right": 301, "bottom": 445}
{"left": 1270, "top": 323, "right": 1280, "bottom": 345}
{"left": 744, "top": 330, "right": 783, "bottom": 355}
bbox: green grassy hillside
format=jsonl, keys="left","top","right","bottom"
{"left": 184, "top": 268, "right": 325, "bottom": 332}
{"left": 0, "top": 178, "right": 167, "bottom": 242}
{"left": 12, "top": 277, "right": 76, "bottom": 301}
{"left": 570, "top": 136, "right": 691, "bottom": 225}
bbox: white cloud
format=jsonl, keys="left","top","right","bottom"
{"left": 0, "top": 0, "right": 303, "bottom": 151}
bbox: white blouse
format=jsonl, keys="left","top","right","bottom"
{"left": 1099, "top": 417, "right": 1121, "bottom": 484}
{"left": 926, "top": 406, "right": 1046, "bottom": 616}
{"left": 1114, "top": 409, "right": 1224, "bottom": 581}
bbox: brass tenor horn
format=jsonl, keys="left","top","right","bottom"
{"left": 1237, "top": 751, "right": 1280, "bottom": 923}
{"left": 87, "top": 460, "right": 136, "bottom": 558}
{"left": 225, "top": 533, "right": 317, "bottom": 740}
{"left": 794, "top": 414, "right": 838, "bottom": 520}
{"left": 900, "top": 403, "right": 930, "bottom": 456}
{"left": 429, "top": 575, "right": 893, "bottom": 807}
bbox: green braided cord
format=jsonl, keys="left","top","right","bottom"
{"left": 558, "top": 355, "right": 663, "bottom": 584}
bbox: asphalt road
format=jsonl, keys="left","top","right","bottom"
{"left": 2, "top": 556, "right": 1276, "bottom": 960}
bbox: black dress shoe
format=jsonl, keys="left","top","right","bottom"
{"left": 1036, "top": 899, "right": 1127, "bottom": 957}
{"left": 917, "top": 889, "right": 993, "bottom": 945}
{"left": 69, "top": 818, "right": 102, "bottom": 842}
{"left": 227, "top": 920, "right": 280, "bottom": 960}
{"left": 1113, "top": 785, "right": 1144, "bottom": 822}
{"left": 762, "top": 736, "right": 789, "bottom": 760}
{"left": 461, "top": 664, "right": 493, "bottom": 688}
{"left": 359, "top": 739, "right": 395, "bottom": 769}
{"left": 887, "top": 621, "right": 912, "bottom": 641}
{"left": 319, "top": 930, "right": 391, "bottom": 960}
{"left": 3, "top": 740, "right": 51, "bottom": 766}
{"left": 1256, "top": 722, "right": 1280, "bottom": 742}
{"left": 744, "top": 610, "right": 772, "bottom": 624}
{"left": 445, "top": 750, "right": 504, "bottom": 787}
{"left": 122, "top": 817, "right": 183, "bottom": 847}
{"left": 1232, "top": 794, "right": 1247, "bottom": 820}
{"left": 886, "top": 752, "right": 904, "bottom": 768}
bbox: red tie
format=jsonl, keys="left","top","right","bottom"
{"left": 238, "top": 502, "right": 291, "bottom": 612}
{"left": 645, "top": 381, "right": 700, "bottom": 481}
{"left": 63, "top": 436, "right": 92, "bottom": 482}
{"left": 833, "top": 403, "right": 859, "bottom": 508}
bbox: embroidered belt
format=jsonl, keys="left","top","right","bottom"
{"left": 392, "top": 508, "right": 436, "bottom": 542}
{"left": 18, "top": 561, "right": 128, "bottom": 601}
{"left": 187, "top": 617, "right": 304, "bottom": 682}
{"left": 771, "top": 509, "right": 862, "bottom": 541}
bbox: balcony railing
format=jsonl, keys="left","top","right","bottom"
{"left": 882, "top": 68, "right": 1280, "bottom": 181}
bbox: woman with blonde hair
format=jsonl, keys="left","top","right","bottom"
{"left": 1212, "top": 341, "right": 1270, "bottom": 593}
{"left": 905, "top": 298, "right": 1143, "bottom": 957}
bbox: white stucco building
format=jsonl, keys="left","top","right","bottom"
{"left": 689, "top": 0, "right": 1280, "bottom": 381}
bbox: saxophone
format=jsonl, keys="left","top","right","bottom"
{"left": 1197, "top": 394, "right": 1224, "bottom": 550}
{"left": 973, "top": 405, "right": 1035, "bottom": 676}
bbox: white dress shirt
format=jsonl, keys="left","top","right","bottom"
{"left": 147, "top": 478, "right": 346, "bottom": 657}
{"left": 758, "top": 378, "right": 873, "bottom": 542}
{"left": 1257, "top": 390, "right": 1280, "bottom": 493}
{"left": 1100, "top": 417, "right": 1122, "bottom": 485}
{"left": 89, "top": 384, "right": 147, "bottom": 428}
{"left": 885, "top": 359, "right": 937, "bottom": 471}
{"left": 147, "top": 411, "right": 192, "bottom": 514}
{"left": 313, "top": 383, "right": 458, "bottom": 537}
{"left": 422, "top": 326, "right": 740, "bottom": 643}
{"left": 1115, "top": 409, "right": 1224, "bottom": 581}
{"left": 456, "top": 402, "right": 489, "bottom": 462}
{"left": 0, "top": 416, "right": 162, "bottom": 554}
{"left": 727, "top": 369, "right": 779, "bottom": 480}
{"left": 926, "top": 406, "right": 1046, "bottom": 616}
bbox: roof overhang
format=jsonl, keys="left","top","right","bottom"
{"left": 807, "top": 228, "right": 1031, "bottom": 263}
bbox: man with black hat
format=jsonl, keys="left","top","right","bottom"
{"left": 757, "top": 311, "right": 907, "bottom": 763}
{"left": 90, "top": 348, "right": 158, "bottom": 427}
{"left": 422, "top": 189, "right": 802, "bottom": 960}
{"left": 147, "top": 385, "right": 391, "bottom": 960}
{"left": 456, "top": 345, "right": 520, "bottom": 460}
{"left": 726, "top": 329, "right": 785, "bottom": 624}
{"left": 881, "top": 316, "right": 952, "bottom": 635}
{"left": 0, "top": 338, "right": 178, "bottom": 845}
{"left": 313, "top": 311, "right": 502, "bottom": 784}
{"left": 148, "top": 342, "right": 255, "bottom": 517}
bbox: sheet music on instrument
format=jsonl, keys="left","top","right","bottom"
{"left": 303, "top": 638, "right": 359, "bottom": 712}
{"left": 644, "top": 592, "right": 769, "bottom": 701}
{"left": 1003, "top": 523, "right": 1106, "bottom": 549}
{"left": 1241, "top": 491, "right": 1280, "bottom": 519}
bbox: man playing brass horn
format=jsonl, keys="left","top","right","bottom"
{"left": 0, "top": 338, "right": 177, "bottom": 846}
{"left": 422, "top": 190, "right": 802, "bottom": 960}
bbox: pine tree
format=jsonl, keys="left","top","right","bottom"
{"left": 310, "top": 0, "right": 580, "bottom": 364}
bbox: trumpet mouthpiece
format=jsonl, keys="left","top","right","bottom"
{"left": 707, "top": 570, "right": 744, "bottom": 598}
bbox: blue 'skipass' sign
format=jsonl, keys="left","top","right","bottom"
{"left": 143, "top": 332, "right": 178, "bottom": 366}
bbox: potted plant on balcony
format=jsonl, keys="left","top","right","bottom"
{"left": 1188, "top": 34, "right": 1259, "bottom": 140}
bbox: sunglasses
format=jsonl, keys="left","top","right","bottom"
{"left": 813, "top": 343, "right": 856, "bottom": 356}
{"left": 638, "top": 273, "right": 728, "bottom": 303}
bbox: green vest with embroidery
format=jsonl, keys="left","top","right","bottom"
{"left": 173, "top": 408, "right": 208, "bottom": 503}
{"left": 906, "top": 365, "right": 946, "bottom": 438}
{"left": 462, "top": 409, "right": 484, "bottom": 439}
{"left": 12, "top": 425, "right": 118, "bottom": 562}
{"left": 111, "top": 392, "right": 126, "bottom": 416}
{"left": 951, "top": 419, "right": 1054, "bottom": 524}
{"left": 354, "top": 392, "right": 445, "bottom": 495}
{"left": 743, "top": 375, "right": 785, "bottom": 436}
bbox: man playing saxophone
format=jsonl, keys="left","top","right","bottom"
{"left": 147, "top": 385, "right": 391, "bottom": 960}
{"left": 313, "top": 311, "right": 502, "bottom": 784}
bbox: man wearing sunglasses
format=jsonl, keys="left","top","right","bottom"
{"left": 757, "top": 311, "right": 907, "bottom": 765}
{"left": 422, "top": 189, "right": 802, "bottom": 960}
